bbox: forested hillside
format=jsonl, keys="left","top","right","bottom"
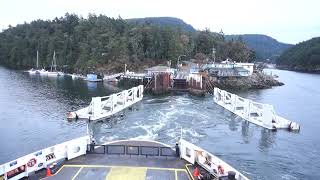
{"left": 0, "top": 14, "right": 255, "bottom": 73}
{"left": 276, "top": 37, "right": 320, "bottom": 72}
{"left": 226, "top": 34, "right": 292, "bottom": 62}
{"left": 127, "top": 17, "right": 195, "bottom": 32}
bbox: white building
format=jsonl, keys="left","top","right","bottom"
{"left": 144, "top": 65, "right": 176, "bottom": 77}
{"left": 235, "top": 63, "right": 254, "bottom": 75}
{"left": 205, "top": 59, "right": 254, "bottom": 76}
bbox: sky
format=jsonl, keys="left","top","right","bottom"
{"left": 1, "top": 0, "right": 319, "bottom": 44}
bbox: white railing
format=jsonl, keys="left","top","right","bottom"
{"left": 72, "top": 85, "right": 144, "bottom": 121}
{"left": 0, "top": 136, "right": 90, "bottom": 180}
{"left": 179, "top": 139, "right": 249, "bottom": 180}
{"left": 213, "top": 87, "right": 300, "bottom": 130}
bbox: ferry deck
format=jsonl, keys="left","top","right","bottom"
{"left": 28, "top": 140, "right": 193, "bottom": 180}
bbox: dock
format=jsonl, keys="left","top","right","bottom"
{"left": 67, "top": 85, "right": 144, "bottom": 121}
{"left": 103, "top": 73, "right": 124, "bottom": 81}
{"left": 122, "top": 73, "right": 147, "bottom": 80}
{"left": 213, "top": 87, "right": 300, "bottom": 131}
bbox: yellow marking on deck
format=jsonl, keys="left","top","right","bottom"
{"left": 46, "top": 165, "right": 191, "bottom": 180}
{"left": 63, "top": 164, "right": 186, "bottom": 172}
{"left": 71, "top": 167, "right": 83, "bottom": 180}
{"left": 55, "top": 165, "right": 66, "bottom": 175}
{"left": 185, "top": 164, "right": 195, "bottom": 180}
{"left": 175, "top": 170, "right": 178, "bottom": 180}
{"left": 106, "top": 167, "right": 146, "bottom": 180}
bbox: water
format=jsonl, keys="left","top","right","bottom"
{"left": 0, "top": 67, "right": 319, "bottom": 179}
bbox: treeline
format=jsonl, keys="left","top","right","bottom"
{"left": 0, "top": 13, "right": 255, "bottom": 73}
{"left": 226, "top": 34, "right": 292, "bottom": 62}
{"left": 276, "top": 37, "right": 320, "bottom": 71}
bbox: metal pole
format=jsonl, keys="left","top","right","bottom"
{"left": 212, "top": 47, "right": 216, "bottom": 63}
{"left": 177, "top": 55, "right": 186, "bottom": 68}
{"left": 36, "top": 50, "right": 39, "bottom": 69}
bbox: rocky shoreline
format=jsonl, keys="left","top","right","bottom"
{"left": 214, "top": 72, "right": 284, "bottom": 90}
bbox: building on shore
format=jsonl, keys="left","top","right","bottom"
{"left": 144, "top": 65, "right": 175, "bottom": 77}
{"left": 119, "top": 59, "right": 255, "bottom": 95}
{"left": 204, "top": 60, "right": 254, "bottom": 77}
{"left": 143, "top": 66, "right": 175, "bottom": 94}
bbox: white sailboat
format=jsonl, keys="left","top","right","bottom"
{"left": 38, "top": 68, "right": 48, "bottom": 75}
{"left": 27, "top": 51, "right": 40, "bottom": 74}
{"left": 47, "top": 51, "right": 59, "bottom": 76}
{"left": 27, "top": 51, "right": 48, "bottom": 75}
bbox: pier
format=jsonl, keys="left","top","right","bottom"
{"left": 213, "top": 87, "right": 300, "bottom": 131}
{"left": 68, "top": 85, "right": 144, "bottom": 121}
{"left": 103, "top": 73, "right": 123, "bottom": 81}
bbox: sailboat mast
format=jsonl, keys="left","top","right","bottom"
{"left": 54, "top": 51, "right": 57, "bottom": 71}
{"left": 51, "top": 52, "right": 54, "bottom": 72}
{"left": 36, "top": 50, "right": 39, "bottom": 69}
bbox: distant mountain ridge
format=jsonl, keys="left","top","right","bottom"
{"left": 126, "top": 17, "right": 196, "bottom": 32}
{"left": 225, "top": 34, "right": 293, "bottom": 62}
{"left": 126, "top": 17, "right": 291, "bottom": 62}
{"left": 276, "top": 37, "right": 320, "bottom": 72}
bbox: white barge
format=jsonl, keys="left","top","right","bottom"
{"left": 214, "top": 87, "right": 300, "bottom": 131}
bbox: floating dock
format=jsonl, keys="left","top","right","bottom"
{"left": 103, "top": 73, "right": 123, "bottom": 81}
{"left": 67, "top": 85, "right": 144, "bottom": 121}
{"left": 213, "top": 87, "right": 300, "bottom": 131}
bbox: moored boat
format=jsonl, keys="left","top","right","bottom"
{"left": 47, "top": 51, "right": 64, "bottom": 77}
{"left": 27, "top": 51, "right": 44, "bottom": 75}
{"left": 27, "top": 68, "right": 37, "bottom": 74}
{"left": 84, "top": 74, "right": 103, "bottom": 82}
{"left": 47, "top": 71, "right": 58, "bottom": 76}
{"left": 38, "top": 68, "right": 48, "bottom": 75}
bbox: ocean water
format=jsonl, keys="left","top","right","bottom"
{"left": 0, "top": 67, "right": 319, "bottom": 179}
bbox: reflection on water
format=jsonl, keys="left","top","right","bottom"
{"left": 228, "top": 116, "right": 239, "bottom": 131}
{"left": 87, "top": 81, "right": 98, "bottom": 92}
{"left": 258, "top": 129, "right": 276, "bottom": 152}
{"left": 241, "top": 121, "right": 250, "bottom": 144}
{"left": 1, "top": 67, "right": 320, "bottom": 179}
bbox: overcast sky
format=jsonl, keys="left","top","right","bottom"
{"left": 1, "top": 0, "right": 319, "bottom": 44}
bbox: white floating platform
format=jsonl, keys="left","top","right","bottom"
{"left": 68, "top": 85, "right": 144, "bottom": 121}
{"left": 84, "top": 78, "right": 103, "bottom": 82}
{"left": 213, "top": 87, "right": 300, "bottom": 131}
{"left": 103, "top": 73, "right": 123, "bottom": 81}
